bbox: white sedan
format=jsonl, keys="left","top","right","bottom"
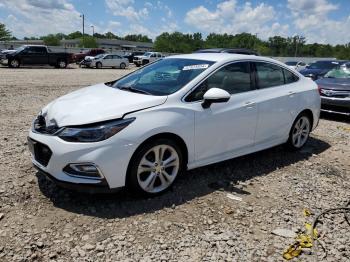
{"left": 28, "top": 53, "right": 320, "bottom": 195}
{"left": 285, "top": 61, "right": 307, "bottom": 71}
{"left": 88, "top": 54, "right": 129, "bottom": 69}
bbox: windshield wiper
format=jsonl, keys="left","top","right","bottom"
{"left": 119, "top": 86, "right": 151, "bottom": 95}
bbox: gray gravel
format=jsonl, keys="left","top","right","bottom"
{"left": 0, "top": 65, "right": 349, "bottom": 261}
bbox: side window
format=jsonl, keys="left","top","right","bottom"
{"left": 255, "top": 62, "right": 284, "bottom": 88}
{"left": 113, "top": 55, "right": 121, "bottom": 59}
{"left": 283, "top": 69, "right": 299, "bottom": 84}
{"left": 104, "top": 55, "right": 112, "bottom": 59}
{"left": 185, "top": 62, "right": 252, "bottom": 102}
{"left": 151, "top": 54, "right": 156, "bottom": 57}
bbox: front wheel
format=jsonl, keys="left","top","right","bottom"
{"left": 286, "top": 114, "right": 311, "bottom": 150}
{"left": 127, "top": 139, "right": 183, "bottom": 195}
{"left": 9, "top": 59, "right": 20, "bottom": 68}
{"left": 96, "top": 62, "right": 102, "bottom": 69}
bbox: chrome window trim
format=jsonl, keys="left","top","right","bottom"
{"left": 182, "top": 59, "right": 300, "bottom": 103}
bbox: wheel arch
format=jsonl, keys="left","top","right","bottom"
{"left": 126, "top": 132, "right": 189, "bottom": 180}
{"left": 297, "top": 109, "right": 314, "bottom": 129}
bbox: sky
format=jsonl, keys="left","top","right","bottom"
{"left": 0, "top": 0, "right": 349, "bottom": 45}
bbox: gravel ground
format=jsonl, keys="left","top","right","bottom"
{"left": 0, "top": 65, "right": 349, "bottom": 262}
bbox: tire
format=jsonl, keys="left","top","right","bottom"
{"left": 136, "top": 64, "right": 141, "bottom": 67}
{"left": 127, "top": 138, "right": 183, "bottom": 196}
{"left": 9, "top": 59, "right": 20, "bottom": 68}
{"left": 96, "top": 62, "right": 102, "bottom": 69}
{"left": 120, "top": 62, "right": 126, "bottom": 69}
{"left": 142, "top": 60, "right": 149, "bottom": 66}
{"left": 286, "top": 113, "right": 311, "bottom": 150}
{"left": 57, "top": 59, "right": 67, "bottom": 69}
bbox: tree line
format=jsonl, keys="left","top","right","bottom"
{"left": 1, "top": 23, "right": 349, "bottom": 59}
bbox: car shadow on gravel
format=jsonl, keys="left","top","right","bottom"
{"left": 36, "top": 136, "right": 330, "bottom": 219}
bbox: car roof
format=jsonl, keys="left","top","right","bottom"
{"left": 194, "top": 48, "right": 259, "bottom": 55}
{"left": 167, "top": 53, "right": 279, "bottom": 64}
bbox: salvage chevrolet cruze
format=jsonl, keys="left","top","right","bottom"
{"left": 28, "top": 53, "right": 321, "bottom": 195}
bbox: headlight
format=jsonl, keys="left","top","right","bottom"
{"left": 57, "top": 118, "right": 135, "bottom": 142}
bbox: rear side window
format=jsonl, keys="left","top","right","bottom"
{"left": 283, "top": 69, "right": 299, "bottom": 84}
{"left": 255, "top": 62, "right": 284, "bottom": 88}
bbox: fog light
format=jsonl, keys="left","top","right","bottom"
{"left": 63, "top": 163, "right": 102, "bottom": 179}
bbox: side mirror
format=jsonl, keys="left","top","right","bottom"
{"left": 202, "top": 88, "right": 230, "bottom": 109}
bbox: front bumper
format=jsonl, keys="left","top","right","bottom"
{"left": 321, "top": 96, "right": 350, "bottom": 115}
{"left": 28, "top": 129, "right": 138, "bottom": 191}
{"left": 1, "top": 58, "right": 8, "bottom": 65}
{"left": 133, "top": 60, "right": 142, "bottom": 66}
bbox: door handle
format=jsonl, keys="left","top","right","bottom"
{"left": 288, "top": 91, "right": 295, "bottom": 95}
{"left": 245, "top": 101, "right": 256, "bottom": 107}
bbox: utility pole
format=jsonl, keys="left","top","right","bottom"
{"left": 80, "top": 14, "right": 85, "bottom": 48}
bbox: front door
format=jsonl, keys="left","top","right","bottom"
{"left": 187, "top": 62, "right": 258, "bottom": 164}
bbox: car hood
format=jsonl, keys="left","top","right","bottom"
{"left": 300, "top": 68, "right": 329, "bottom": 76}
{"left": 42, "top": 83, "right": 167, "bottom": 127}
{"left": 134, "top": 55, "right": 150, "bottom": 59}
{"left": 316, "top": 77, "right": 350, "bottom": 90}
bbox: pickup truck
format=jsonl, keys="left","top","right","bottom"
{"left": 133, "top": 52, "right": 164, "bottom": 67}
{"left": 72, "top": 48, "right": 106, "bottom": 63}
{"left": 4, "top": 45, "right": 73, "bottom": 68}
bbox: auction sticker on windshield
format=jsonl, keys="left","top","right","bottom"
{"left": 183, "top": 64, "right": 209, "bottom": 71}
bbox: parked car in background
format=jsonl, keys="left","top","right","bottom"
{"left": 194, "top": 48, "right": 259, "bottom": 56}
{"left": 123, "top": 51, "right": 145, "bottom": 63}
{"left": 299, "top": 60, "right": 348, "bottom": 80}
{"left": 86, "top": 54, "right": 129, "bottom": 69}
{"left": 28, "top": 53, "right": 320, "bottom": 195}
{"left": 4, "top": 45, "right": 73, "bottom": 68}
{"left": 133, "top": 52, "right": 164, "bottom": 67}
{"left": 316, "top": 62, "right": 350, "bottom": 115}
{"left": 73, "top": 48, "right": 106, "bottom": 63}
{"left": 285, "top": 61, "right": 307, "bottom": 71}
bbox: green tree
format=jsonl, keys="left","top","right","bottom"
{"left": 79, "top": 36, "right": 98, "bottom": 48}
{"left": 124, "top": 34, "right": 152, "bottom": 43}
{"left": 42, "top": 34, "right": 61, "bottom": 46}
{"left": 0, "top": 23, "right": 12, "bottom": 40}
{"left": 66, "top": 31, "right": 83, "bottom": 39}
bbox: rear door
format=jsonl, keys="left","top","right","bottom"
{"left": 253, "top": 61, "right": 300, "bottom": 145}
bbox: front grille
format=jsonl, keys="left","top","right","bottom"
{"left": 33, "top": 116, "right": 60, "bottom": 135}
{"left": 320, "top": 89, "right": 350, "bottom": 98}
{"left": 28, "top": 138, "right": 52, "bottom": 167}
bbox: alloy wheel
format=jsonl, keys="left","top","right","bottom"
{"left": 292, "top": 116, "right": 310, "bottom": 148}
{"left": 11, "top": 60, "right": 19, "bottom": 68}
{"left": 137, "top": 144, "right": 180, "bottom": 193}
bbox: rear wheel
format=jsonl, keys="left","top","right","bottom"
{"left": 57, "top": 59, "right": 67, "bottom": 69}
{"left": 286, "top": 113, "right": 311, "bottom": 150}
{"left": 120, "top": 62, "right": 126, "bottom": 69}
{"left": 142, "top": 60, "right": 149, "bottom": 66}
{"left": 9, "top": 59, "right": 20, "bottom": 68}
{"left": 96, "top": 62, "right": 102, "bottom": 69}
{"left": 127, "top": 139, "right": 183, "bottom": 195}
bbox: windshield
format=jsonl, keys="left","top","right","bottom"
{"left": 286, "top": 61, "right": 297, "bottom": 66}
{"left": 143, "top": 52, "right": 152, "bottom": 57}
{"left": 94, "top": 54, "right": 105, "bottom": 59}
{"left": 15, "top": 46, "right": 26, "bottom": 52}
{"left": 308, "top": 61, "right": 340, "bottom": 70}
{"left": 113, "top": 58, "right": 215, "bottom": 96}
{"left": 324, "top": 67, "right": 350, "bottom": 78}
